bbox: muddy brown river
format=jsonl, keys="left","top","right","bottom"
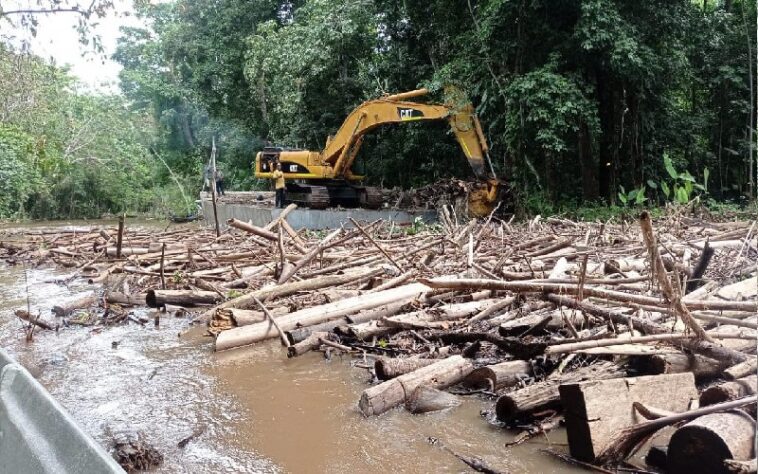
{"left": 0, "top": 220, "right": 581, "bottom": 473}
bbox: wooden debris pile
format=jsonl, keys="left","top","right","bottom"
{"left": 383, "top": 178, "right": 472, "bottom": 210}
{"left": 2, "top": 206, "right": 757, "bottom": 473}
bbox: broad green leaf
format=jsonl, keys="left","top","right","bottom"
{"left": 646, "top": 179, "right": 658, "bottom": 189}
{"left": 661, "top": 181, "right": 671, "bottom": 198}
{"left": 676, "top": 186, "right": 689, "bottom": 204}
{"left": 664, "top": 154, "right": 678, "bottom": 180}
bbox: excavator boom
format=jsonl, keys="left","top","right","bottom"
{"left": 254, "top": 88, "right": 501, "bottom": 215}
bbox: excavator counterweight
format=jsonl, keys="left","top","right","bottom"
{"left": 254, "top": 88, "right": 501, "bottom": 216}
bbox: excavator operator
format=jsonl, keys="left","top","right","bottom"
{"left": 271, "top": 162, "right": 286, "bottom": 208}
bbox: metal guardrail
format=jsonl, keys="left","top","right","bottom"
{"left": 0, "top": 349, "right": 125, "bottom": 473}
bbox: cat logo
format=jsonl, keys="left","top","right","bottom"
{"left": 397, "top": 107, "right": 424, "bottom": 121}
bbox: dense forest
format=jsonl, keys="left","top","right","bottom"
{"left": 1, "top": 0, "right": 756, "bottom": 219}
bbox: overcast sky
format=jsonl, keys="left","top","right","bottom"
{"left": 2, "top": 1, "right": 144, "bottom": 92}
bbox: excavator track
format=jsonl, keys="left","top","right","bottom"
{"left": 285, "top": 183, "right": 330, "bottom": 209}
{"left": 358, "top": 186, "right": 383, "bottom": 209}
{"left": 284, "top": 182, "right": 383, "bottom": 210}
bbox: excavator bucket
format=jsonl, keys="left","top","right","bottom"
{"left": 467, "top": 179, "right": 501, "bottom": 217}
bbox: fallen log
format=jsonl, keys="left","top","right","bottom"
{"left": 52, "top": 293, "right": 98, "bottom": 317}
{"left": 667, "top": 411, "right": 756, "bottom": 474}
{"left": 495, "top": 361, "right": 625, "bottom": 422}
{"left": 383, "top": 299, "right": 499, "bottom": 330}
{"left": 146, "top": 289, "right": 222, "bottom": 308}
{"left": 560, "top": 373, "right": 698, "bottom": 462}
{"left": 215, "top": 306, "right": 290, "bottom": 328}
{"left": 226, "top": 218, "right": 278, "bottom": 241}
{"left": 700, "top": 375, "right": 758, "bottom": 406}
{"left": 422, "top": 277, "right": 758, "bottom": 312}
{"left": 105, "top": 292, "right": 147, "bottom": 307}
{"left": 278, "top": 229, "right": 342, "bottom": 283}
{"left": 215, "top": 282, "right": 432, "bottom": 351}
{"left": 15, "top": 310, "right": 57, "bottom": 330}
{"left": 463, "top": 361, "right": 531, "bottom": 391}
{"left": 547, "top": 295, "right": 748, "bottom": 365}
{"left": 639, "top": 352, "right": 732, "bottom": 381}
{"left": 375, "top": 357, "right": 437, "bottom": 380}
{"left": 286, "top": 319, "right": 347, "bottom": 345}
{"left": 405, "top": 386, "right": 461, "bottom": 414}
{"left": 207, "top": 268, "right": 383, "bottom": 318}
{"left": 359, "top": 355, "right": 473, "bottom": 416}
{"left": 725, "top": 359, "right": 758, "bottom": 380}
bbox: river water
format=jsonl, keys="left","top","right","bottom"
{"left": 0, "top": 220, "right": 579, "bottom": 473}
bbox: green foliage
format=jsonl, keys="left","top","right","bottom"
{"left": 0, "top": 44, "right": 169, "bottom": 219}
{"left": 617, "top": 185, "right": 647, "bottom": 207}
{"left": 4, "top": 0, "right": 758, "bottom": 220}
{"left": 656, "top": 153, "right": 710, "bottom": 204}
{"left": 0, "top": 124, "right": 43, "bottom": 217}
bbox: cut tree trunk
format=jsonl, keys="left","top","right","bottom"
{"left": 146, "top": 289, "right": 222, "bottom": 308}
{"left": 495, "top": 361, "right": 625, "bottom": 422}
{"left": 667, "top": 411, "right": 756, "bottom": 474}
{"left": 359, "top": 355, "right": 473, "bottom": 416}
{"left": 560, "top": 373, "right": 698, "bottom": 462}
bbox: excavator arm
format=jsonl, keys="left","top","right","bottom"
{"left": 321, "top": 88, "right": 495, "bottom": 182}
{"left": 254, "top": 88, "right": 501, "bottom": 215}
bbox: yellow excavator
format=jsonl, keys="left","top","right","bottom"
{"left": 254, "top": 88, "right": 501, "bottom": 216}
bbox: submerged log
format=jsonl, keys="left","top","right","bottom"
{"left": 52, "top": 293, "right": 98, "bottom": 317}
{"left": 667, "top": 411, "right": 756, "bottom": 474}
{"left": 495, "top": 361, "right": 625, "bottom": 422}
{"left": 405, "top": 386, "right": 461, "bottom": 414}
{"left": 287, "top": 331, "right": 331, "bottom": 358}
{"left": 215, "top": 282, "right": 432, "bottom": 351}
{"left": 463, "top": 360, "right": 531, "bottom": 391}
{"left": 146, "top": 289, "right": 222, "bottom": 308}
{"left": 359, "top": 355, "right": 473, "bottom": 416}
